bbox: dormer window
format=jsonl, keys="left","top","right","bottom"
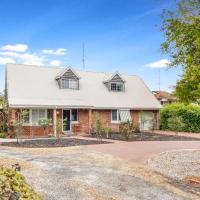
{"left": 104, "top": 72, "right": 125, "bottom": 92}
{"left": 61, "top": 78, "right": 78, "bottom": 89}
{"left": 110, "top": 83, "right": 123, "bottom": 91}
{"left": 55, "top": 67, "right": 80, "bottom": 90}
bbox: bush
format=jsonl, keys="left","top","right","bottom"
{"left": 160, "top": 103, "right": 200, "bottom": 133}
{"left": 103, "top": 124, "right": 112, "bottom": 138}
{"left": 0, "top": 132, "right": 6, "bottom": 138}
{"left": 92, "top": 112, "right": 104, "bottom": 140}
{"left": 0, "top": 167, "right": 41, "bottom": 199}
{"left": 120, "top": 121, "right": 134, "bottom": 140}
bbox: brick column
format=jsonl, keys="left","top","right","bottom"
{"left": 88, "top": 109, "right": 92, "bottom": 134}
{"left": 53, "top": 108, "right": 57, "bottom": 137}
{"left": 156, "top": 110, "right": 160, "bottom": 130}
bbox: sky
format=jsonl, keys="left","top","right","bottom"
{"left": 0, "top": 0, "right": 181, "bottom": 92}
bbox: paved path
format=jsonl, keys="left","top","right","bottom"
{"left": 87, "top": 140, "right": 200, "bottom": 163}
{"left": 151, "top": 130, "right": 200, "bottom": 139}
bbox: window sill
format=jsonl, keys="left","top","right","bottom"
{"left": 71, "top": 121, "right": 79, "bottom": 124}
{"left": 111, "top": 121, "right": 120, "bottom": 124}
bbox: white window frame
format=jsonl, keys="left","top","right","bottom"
{"left": 110, "top": 82, "right": 123, "bottom": 92}
{"left": 111, "top": 109, "right": 120, "bottom": 123}
{"left": 23, "top": 109, "right": 47, "bottom": 126}
{"left": 71, "top": 109, "right": 78, "bottom": 123}
{"left": 61, "top": 78, "right": 78, "bottom": 89}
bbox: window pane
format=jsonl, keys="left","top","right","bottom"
{"left": 23, "top": 109, "right": 29, "bottom": 123}
{"left": 31, "top": 109, "right": 46, "bottom": 124}
{"left": 61, "top": 78, "right": 78, "bottom": 89}
{"left": 112, "top": 110, "right": 118, "bottom": 121}
{"left": 111, "top": 83, "right": 116, "bottom": 91}
{"left": 71, "top": 109, "right": 78, "bottom": 121}
{"left": 39, "top": 109, "right": 46, "bottom": 119}
{"left": 32, "top": 109, "right": 38, "bottom": 124}
{"left": 111, "top": 83, "right": 123, "bottom": 91}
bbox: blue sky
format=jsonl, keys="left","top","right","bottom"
{"left": 0, "top": 0, "right": 181, "bottom": 92}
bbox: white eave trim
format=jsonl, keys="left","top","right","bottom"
{"left": 8, "top": 104, "right": 161, "bottom": 110}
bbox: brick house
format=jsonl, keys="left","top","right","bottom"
{"left": 6, "top": 63, "right": 161, "bottom": 137}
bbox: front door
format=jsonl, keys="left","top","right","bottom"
{"left": 63, "top": 110, "right": 71, "bottom": 132}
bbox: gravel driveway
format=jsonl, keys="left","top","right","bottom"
{"left": 0, "top": 146, "right": 198, "bottom": 200}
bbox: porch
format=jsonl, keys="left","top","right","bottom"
{"left": 8, "top": 108, "right": 160, "bottom": 138}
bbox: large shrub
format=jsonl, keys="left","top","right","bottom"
{"left": 0, "top": 167, "right": 41, "bottom": 199}
{"left": 160, "top": 103, "right": 200, "bottom": 133}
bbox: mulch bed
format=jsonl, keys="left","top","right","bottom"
{"left": 91, "top": 132, "right": 200, "bottom": 141}
{"left": 0, "top": 138, "right": 110, "bottom": 148}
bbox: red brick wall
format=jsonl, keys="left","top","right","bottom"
{"left": 8, "top": 108, "right": 160, "bottom": 137}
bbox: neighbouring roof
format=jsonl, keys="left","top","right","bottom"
{"left": 152, "top": 91, "right": 177, "bottom": 101}
{"left": 6, "top": 63, "right": 161, "bottom": 109}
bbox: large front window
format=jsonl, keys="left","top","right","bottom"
{"left": 111, "top": 110, "right": 120, "bottom": 122}
{"left": 61, "top": 78, "right": 78, "bottom": 89}
{"left": 23, "top": 109, "right": 47, "bottom": 125}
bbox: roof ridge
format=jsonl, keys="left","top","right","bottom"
{"left": 6, "top": 63, "right": 138, "bottom": 77}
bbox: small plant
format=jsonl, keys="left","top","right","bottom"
{"left": 93, "top": 112, "right": 104, "bottom": 141}
{"left": 104, "top": 123, "right": 112, "bottom": 138}
{"left": 133, "top": 123, "right": 140, "bottom": 133}
{"left": 139, "top": 111, "right": 148, "bottom": 139}
{"left": 38, "top": 118, "right": 51, "bottom": 136}
{"left": 120, "top": 121, "right": 134, "bottom": 141}
{"left": 56, "top": 117, "right": 64, "bottom": 140}
{"left": 149, "top": 118, "right": 157, "bottom": 133}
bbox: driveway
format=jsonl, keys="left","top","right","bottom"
{"left": 87, "top": 140, "right": 200, "bottom": 163}
{"left": 0, "top": 146, "right": 198, "bottom": 200}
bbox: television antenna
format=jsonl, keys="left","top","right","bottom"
{"left": 82, "top": 43, "right": 85, "bottom": 70}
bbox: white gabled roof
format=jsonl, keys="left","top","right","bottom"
{"left": 6, "top": 63, "right": 161, "bottom": 109}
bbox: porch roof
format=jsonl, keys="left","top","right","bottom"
{"left": 6, "top": 64, "right": 161, "bottom": 110}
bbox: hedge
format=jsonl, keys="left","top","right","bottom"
{"left": 160, "top": 103, "right": 200, "bottom": 133}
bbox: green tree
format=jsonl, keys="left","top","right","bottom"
{"left": 161, "top": 0, "right": 200, "bottom": 104}
{"left": 0, "top": 92, "right": 8, "bottom": 133}
{"left": 92, "top": 112, "right": 104, "bottom": 141}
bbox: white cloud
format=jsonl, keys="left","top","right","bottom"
{"left": 49, "top": 60, "right": 61, "bottom": 66}
{"left": 0, "top": 44, "right": 28, "bottom": 52}
{"left": 41, "top": 48, "right": 66, "bottom": 56}
{"left": 0, "top": 44, "right": 65, "bottom": 66}
{"left": 0, "top": 57, "right": 15, "bottom": 64}
{"left": 0, "top": 51, "right": 45, "bottom": 66}
{"left": 145, "top": 59, "right": 170, "bottom": 68}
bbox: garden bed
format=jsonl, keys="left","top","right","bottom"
{"left": 0, "top": 138, "right": 110, "bottom": 148}
{"left": 91, "top": 132, "right": 200, "bottom": 141}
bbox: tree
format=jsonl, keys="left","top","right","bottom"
{"left": 56, "top": 117, "right": 63, "bottom": 140}
{"left": 161, "top": 0, "right": 200, "bottom": 104}
{"left": 92, "top": 112, "right": 104, "bottom": 141}
{"left": 0, "top": 92, "right": 8, "bottom": 133}
{"left": 12, "top": 110, "right": 29, "bottom": 144}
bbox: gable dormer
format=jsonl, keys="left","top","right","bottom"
{"left": 104, "top": 72, "right": 125, "bottom": 92}
{"left": 55, "top": 67, "right": 80, "bottom": 90}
